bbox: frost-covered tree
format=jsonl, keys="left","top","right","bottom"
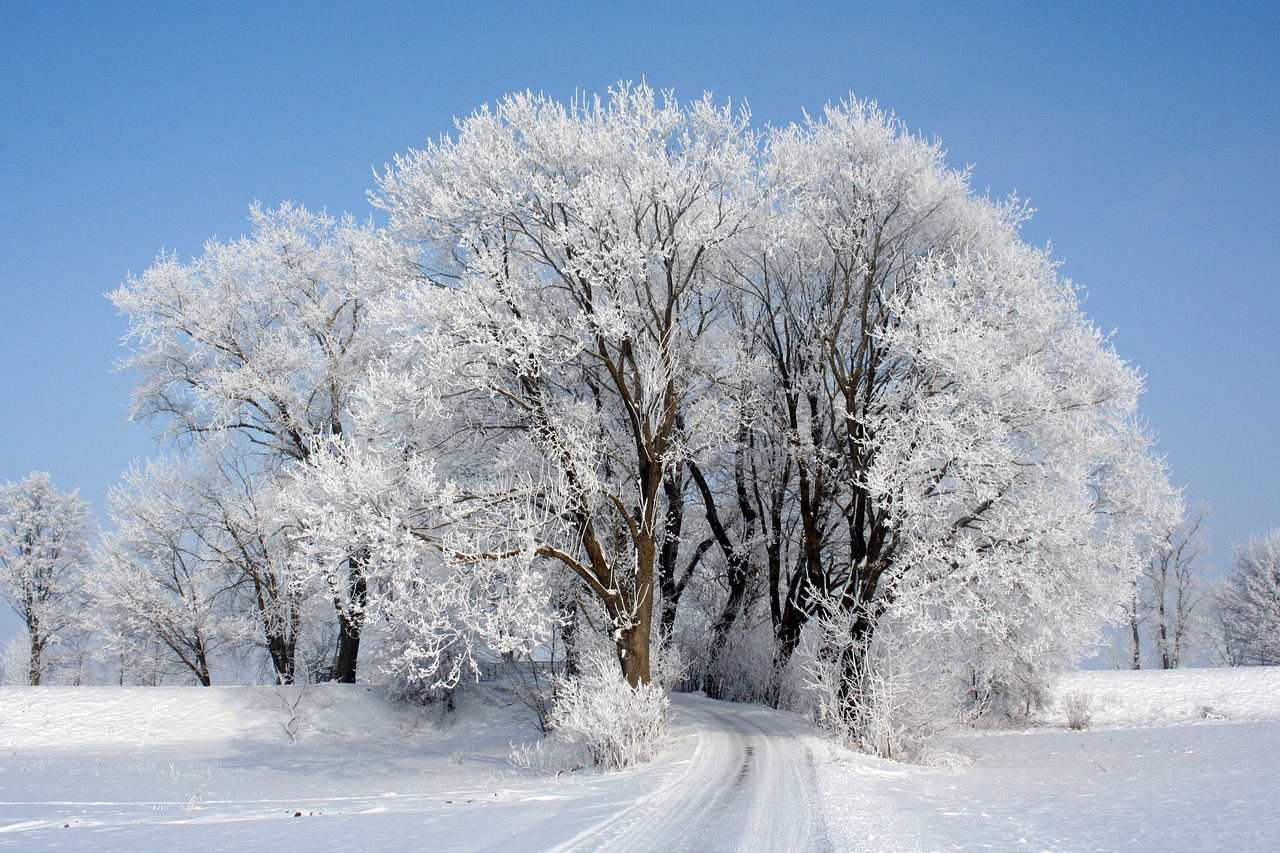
{"left": 1127, "top": 509, "right": 1209, "bottom": 669}
{"left": 694, "top": 102, "right": 1179, "bottom": 742}
{"left": 0, "top": 472, "right": 92, "bottom": 685}
{"left": 91, "top": 453, "right": 326, "bottom": 686}
{"left": 369, "top": 85, "right": 758, "bottom": 686}
{"left": 852, "top": 240, "right": 1178, "bottom": 722}
{"left": 110, "top": 202, "right": 415, "bottom": 682}
{"left": 1214, "top": 529, "right": 1280, "bottom": 666}
{"left": 105, "top": 89, "right": 1181, "bottom": 760}
{"left": 351, "top": 89, "right": 1176, "bottom": 715}
{"left": 92, "top": 460, "right": 233, "bottom": 686}
{"left": 279, "top": 436, "right": 557, "bottom": 697}
{"left": 187, "top": 450, "right": 329, "bottom": 684}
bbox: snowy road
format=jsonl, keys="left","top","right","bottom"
{"left": 545, "top": 695, "right": 829, "bottom": 852}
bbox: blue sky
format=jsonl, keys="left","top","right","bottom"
{"left": 2, "top": 2, "right": 1277, "bottom": 647}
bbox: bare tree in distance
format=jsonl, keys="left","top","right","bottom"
{"left": 1143, "top": 508, "right": 1209, "bottom": 669}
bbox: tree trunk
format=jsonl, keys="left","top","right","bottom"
{"left": 657, "top": 471, "right": 687, "bottom": 647}
{"left": 767, "top": 592, "right": 807, "bottom": 705}
{"left": 330, "top": 552, "right": 368, "bottom": 684}
{"left": 255, "top": 580, "right": 298, "bottom": 684}
{"left": 28, "top": 633, "right": 42, "bottom": 687}
{"left": 615, "top": 618, "right": 652, "bottom": 688}
{"left": 833, "top": 616, "right": 875, "bottom": 739}
{"left": 1129, "top": 592, "right": 1142, "bottom": 670}
{"left": 557, "top": 594, "right": 580, "bottom": 678}
{"left": 267, "top": 630, "right": 297, "bottom": 685}
{"left": 193, "top": 638, "right": 213, "bottom": 687}
{"left": 1157, "top": 595, "right": 1173, "bottom": 669}
{"left": 613, "top": 533, "right": 655, "bottom": 690}
{"left": 688, "top": 452, "right": 757, "bottom": 701}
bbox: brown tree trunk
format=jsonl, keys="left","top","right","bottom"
{"left": 616, "top": 618, "right": 652, "bottom": 688}
{"left": 28, "top": 635, "right": 42, "bottom": 686}
{"left": 330, "top": 551, "right": 368, "bottom": 684}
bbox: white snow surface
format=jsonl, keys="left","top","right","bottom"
{"left": 0, "top": 668, "right": 1277, "bottom": 851}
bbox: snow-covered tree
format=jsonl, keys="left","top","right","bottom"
{"left": 280, "top": 435, "right": 556, "bottom": 698}
{"left": 369, "top": 84, "right": 759, "bottom": 686}
{"left": 1214, "top": 529, "right": 1280, "bottom": 666}
{"left": 110, "top": 202, "right": 415, "bottom": 682}
{"left": 713, "top": 101, "right": 1179, "bottom": 745}
{"left": 856, "top": 239, "right": 1178, "bottom": 721}
{"left": 1127, "top": 509, "right": 1209, "bottom": 669}
{"left": 92, "top": 460, "right": 234, "bottom": 686}
{"left": 91, "top": 452, "right": 330, "bottom": 686}
{"left": 0, "top": 472, "right": 92, "bottom": 685}
{"left": 359, "top": 90, "right": 1175, "bottom": 716}
{"left": 103, "top": 89, "right": 1181, "bottom": 763}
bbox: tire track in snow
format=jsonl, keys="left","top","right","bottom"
{"left": 548, "top": 694, "right": 830, "bottom": 852}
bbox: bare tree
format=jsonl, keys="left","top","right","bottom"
{"left": 1142, "top": 509, "right": 1209, "bottom": 668}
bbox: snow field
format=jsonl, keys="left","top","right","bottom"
{"left": 1, "top": 668, "right": 1277, "bottom": 851}
{"left": 815, "top": 667, "right": 1280, "bottom": 851}
{"left": 1050, "top": 666, "right": 1280, "bottom": 727}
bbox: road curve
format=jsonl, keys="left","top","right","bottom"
{"left": 549, "top": 694, "right": 831, "bottom": 852}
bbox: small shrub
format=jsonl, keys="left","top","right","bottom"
{"left": 544, "top": 649, "right": 669, "bottom": 770}
{"left": 1062, "top": 690, "right": 1092, "bottom": 730}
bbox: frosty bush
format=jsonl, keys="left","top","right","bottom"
{"left": 546, "top": 648, "right": 670, "bottom": 770}
{"left": 1061, "top": 691, "right": 1092, "bottom": 730}
{"left": 649, "top": 637, "right": 691, "bottom": 693}
{"left": 0, "top": 637, "right": 29, "bottom": 686}
{"left": 803, "top": 599, "right": 963, "bottom": 765}
{"left": 700, "top": 616, "right": 774, "bottom": 703}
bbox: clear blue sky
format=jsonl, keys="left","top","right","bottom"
{"left": 2, "top": 2, "right": 1277, "bottom": 645}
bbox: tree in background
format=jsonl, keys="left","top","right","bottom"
{"left": 0, "top": 472, "right": 92, "bottom": 685}
{"left": 1126, "top": 508, "right": 1210, "bottom": 669}
{"left": 92, "top": 460, "right": 230, "bottom": 686}
{"left": 110, "top": 202, "right": 414, "bottom": 683}
{"left": 1214, "top": 529, "right": 1280, "bottom": 666}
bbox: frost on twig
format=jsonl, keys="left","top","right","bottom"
{"left": 276, "top": 686, "right": 308, "bottom": 744}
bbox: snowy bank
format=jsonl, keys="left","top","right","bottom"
{"left": 1051, "top": 666, "right": 1280, "bottom": 727}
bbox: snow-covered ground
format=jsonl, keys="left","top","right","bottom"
{"left": 818, "top": 667, "right": 1280, "bottom": 852}
{"left": 1, "top": 668, "right": 1277, "bottom": 851}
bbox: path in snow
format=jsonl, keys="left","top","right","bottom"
{"left": 544, "top": 694, "right": 829, "bottom": 852}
